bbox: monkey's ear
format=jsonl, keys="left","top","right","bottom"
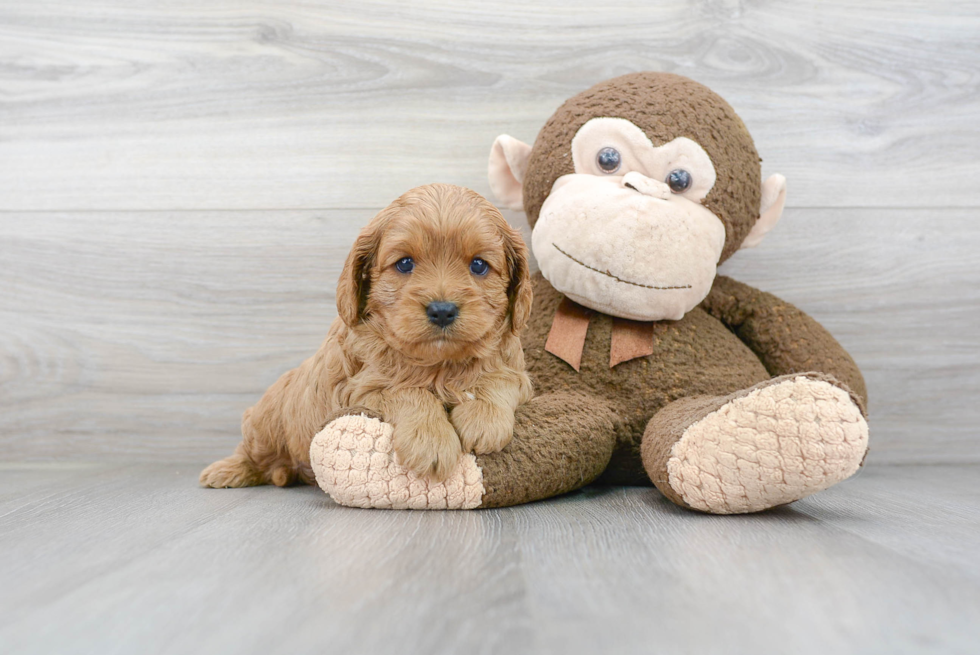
{"left": 742, "top": 174, "right": 787, "bottom": 249}
{"left": 488, "top": 135, "right": 532, "bottom": 212}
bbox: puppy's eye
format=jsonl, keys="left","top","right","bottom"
{"left": 666, "top": 169, "right": 693, "bottom": 193}
{"left": 394, "top": 257, "right": 414, "bottom": 274}
{"left": 469, "top": 258, "right": 489, "bottom": 276}
{"left": 596, "top": 147, "right": 621, "bottom": 174}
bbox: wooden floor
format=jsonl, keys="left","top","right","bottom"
{"left": 2, "top": 463, "right": 979, "bottom": 655}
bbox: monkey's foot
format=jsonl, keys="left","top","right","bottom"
{"left": 310, "top": 414, "right": 484, "bottom": 510}
{"left": 642, "top": 374, "right": 869, "bottom": 514}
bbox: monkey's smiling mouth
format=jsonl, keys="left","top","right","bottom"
{"left": 552, "top": 243, "right": 692, "bottom": 291}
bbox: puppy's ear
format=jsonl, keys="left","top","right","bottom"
{"left": 500, "top": 218, "right": 533, "bottom": 335}
{"left": 337, "top": 218, "right": 384, "bottom": 327}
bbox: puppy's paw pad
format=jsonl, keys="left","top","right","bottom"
{"left": 451, "top": 401, "right": 514, "bottom": 455}
{"left": 668, "top": 376, "right": 868, "bottom": 514}
{"left": 392, "top": 427, "right": 463, "bottom": 484}
{"left": 310, "top": 414, "right": 484, "bottom": 510}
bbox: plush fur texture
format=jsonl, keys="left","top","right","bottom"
{"left": 313, "top": 72, "right": 870, "bottom": 513}
{"left": 475, "top": 392, "right": 620, "bottom": 507}
{"left": 312, "top": 271, "right": 869, "bottom": 510}
{"left": 311, "top": 414, "right": 486, "bottom": 509}
{"left": 529, "top": 116, "right": 728, "bottom": 321}
{"left": 524, "top": 273, "right": 774, "bottom": 485}
{"left": 310, "top": 393, "right": 624, "bottom": 509}
{"left": 200, "top": 184, "right": 533, "bottom": 488}
{"left": 532, "top": 173, "right": 727, "bottom": 321}
{"left": 521, "top": 72, "right": 761, "bottom": 264}
{"left": 311, "top": 393, "right": 620, "bottom": 509}
{"left": 514, "top": 271, "right": 870, "bottom": 487}
{"left": 642, "top": 374, "right": 869, "bottom": 514}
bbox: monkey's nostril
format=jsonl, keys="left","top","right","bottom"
{"left": 426, "top": 301, "right": 459, "bottom": 328}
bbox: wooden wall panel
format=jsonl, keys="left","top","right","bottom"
{"left": 1, "top": 208, "right": 976, "bottom": 464}
{"left": 1, "top": 1, "right": 978, "bottom": 210}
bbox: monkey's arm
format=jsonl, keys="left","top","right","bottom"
{"left": 700, "top": 275, "right": 868, "bottom": 410}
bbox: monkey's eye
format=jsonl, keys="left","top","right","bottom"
{"left": 666, "top": 169, "right": 693, "bottom": 193}
{"left": 395, "top": 257, "right": 414, "bottom": 274}
{"left": 596, "top": 147, "right": 622, "bottom": 174}
{"left": 469, "top": 258, "right": 489, "bottom": 276}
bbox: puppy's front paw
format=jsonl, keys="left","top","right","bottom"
{"left": 392, "top": 416, "right": 462, "bottom": 484}
{"left": 451, "top": 400, "right": 515, "bottom": 455}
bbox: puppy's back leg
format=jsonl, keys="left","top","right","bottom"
{"left": 200, "top": 405, "right": 303, "bottom": 488}
{"left": 199, "top": 407, "right": 267, "bottom": 488}
{"left": 199, "top": 444, "right": 263, "bottom": 488}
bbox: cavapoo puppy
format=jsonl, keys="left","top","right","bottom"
{"left": 200, "top": 183, "right": 533, "bottom": 488}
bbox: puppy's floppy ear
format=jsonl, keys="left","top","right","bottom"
{"left": 499, "top": 218, "right": 533, "bottom": 335}
{"left": 337, "top": 218, "right": 384, "bottom": 327}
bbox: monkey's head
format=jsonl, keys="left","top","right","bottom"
{"left": 488, "top": 72, "right": 786, "bottom": 321}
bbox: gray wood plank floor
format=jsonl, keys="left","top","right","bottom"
{"left": 2, "top": 463, "right": 979, "bottom": 655}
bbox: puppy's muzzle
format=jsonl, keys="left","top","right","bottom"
{"left": 426, "top": 301, "right": 458, "bottom": 328}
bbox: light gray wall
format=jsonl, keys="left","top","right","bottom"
{"left": 2, "top": 1, "right": 978, "bottom": 464}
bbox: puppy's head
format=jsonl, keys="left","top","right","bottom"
{"left": 337, "top": 183, "right": 532, "bottom": 364}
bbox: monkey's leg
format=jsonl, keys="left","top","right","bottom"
{"left": 641, "top": 373, "right": 869, "bottom": 514}
{"left": 309, "top": 393, "right": 618, "bottom": 510}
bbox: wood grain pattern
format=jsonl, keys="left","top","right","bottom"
{"left": 1, "top": 208, "right": 977, "bottom": 464}
{"left": 1, "top": 463, "right": 979, "bottom": 654}
{"left": 1, "top": 2, "right": 978, "bottom": 465}
{"left": 1, "top": 1, "right": 979, "bottom": 211}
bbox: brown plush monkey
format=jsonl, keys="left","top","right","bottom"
{"left": 310, "top": 72, "right": 869, "bottom": 513}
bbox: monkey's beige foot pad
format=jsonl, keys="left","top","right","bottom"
{"left": 657, "top": 376, "right": 869, "bottom": 514}
{"left": 310, "top": 414, "right": 484, "bottom": 510}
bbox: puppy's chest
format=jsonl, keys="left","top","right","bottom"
{"left": 430, "top": 382, "right": 477, "bottom": 408}
{"left": 369, "top": 363, "right": 479, "bottom": 407}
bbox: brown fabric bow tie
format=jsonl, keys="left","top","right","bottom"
{"left": 544, "top": 297, "right": 655, "bottom": 371}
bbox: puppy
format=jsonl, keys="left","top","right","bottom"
{"left": 200, "top": 184, "right": 534, "bottom": 488}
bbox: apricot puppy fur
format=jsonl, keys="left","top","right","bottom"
{"left": 200, "top": 184, "right": 533, "bottom": 488}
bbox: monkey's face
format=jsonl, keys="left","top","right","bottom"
{"left": 531, "top": 118, "right": 725, "bottom": 321}
{"left": 488, "top": 73, "right": 788, "bottom": 323}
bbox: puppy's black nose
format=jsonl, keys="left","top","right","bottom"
{"left": 426, "top": 301, "right": 458, "bottom": 328}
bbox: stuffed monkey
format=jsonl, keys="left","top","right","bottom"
{"left": 311, "top": 72, "right": 869, "bottom": 513}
